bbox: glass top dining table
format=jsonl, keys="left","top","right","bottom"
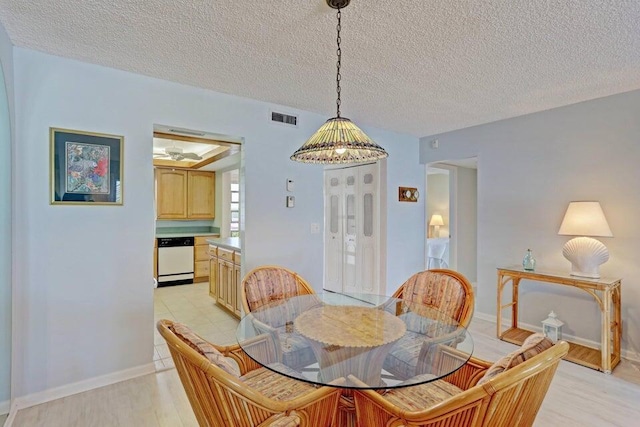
{"left": 236, "top": 292, "right": 473, "bottom": 390}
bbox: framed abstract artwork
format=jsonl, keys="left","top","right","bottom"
{"left": 50, "top": 127, "right": 124, "bottom": 205}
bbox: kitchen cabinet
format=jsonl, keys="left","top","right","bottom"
{"left": 153, "top": 238, "right": 158, "bottom": 279}
{"left": 188, "top": 171, "right": 216, "bottom": 219}
{"left": 219, "top": 256, "right": 234, "bottom": 313}
{"left": 155, "top": 169, "right": 187, "bottom": 219}
{"left": 155, "top": 168, "right": 215, "bottom": 220}
{"left": 208, "top": 246, "right": 218, "bottom": 299}
{"left": 194, "top": 235, "right": 215, "bottom": 282}
{"left": 232, "top": 250, "right": 242, "bottom": 317}
{"left": 233, "top": 261, "right": 242, "bottom": 317}
{"left": 209, "top": 243, "right": 242, "bottom": 318}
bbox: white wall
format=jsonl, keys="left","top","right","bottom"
{"left": 455, "top": 167, "right": 477, "bottom": 282}
{"left": 420, "top": 89, "right": 640, "bottom": 356}
{"left": 13, "top": 48, "right": 422, "bottom": 398}
{"left": 0, "top": 20, "right": 13, "bottom": 126}
{"left": 0, "top": 19, "right": 13, "bottom": 412}
{"left": 381, "top": 133, "right": 426, "bottom": 295}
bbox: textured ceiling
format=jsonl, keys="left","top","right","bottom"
{"left": 0, "top": 0, "right": 639, "bottom": 137}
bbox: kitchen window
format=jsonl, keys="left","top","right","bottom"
{"left": 230, "top": 181, "right": 240, "bottom": 237}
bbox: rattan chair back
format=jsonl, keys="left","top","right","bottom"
{"left": 157, "top": 319, "right": 343, "bottom": 426}
{"left": 392, "top": 268, "right": 475, "bottom": 328}
{"left": 241, "top": 265, "right": 315, "bottom": 315}
{"left": 352, "top": 340, "right": 569, "bottom": 427}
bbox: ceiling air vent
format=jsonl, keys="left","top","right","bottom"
{"left": 271, "top": 111, "right": 298, "bottom": 127}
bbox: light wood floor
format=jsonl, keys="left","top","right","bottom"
{"left": 10, "top": 282, "right": 640, "bottom": 426}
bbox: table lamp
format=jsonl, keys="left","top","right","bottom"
{"left": 429, "top": 214, "right": 444, "bottom": 238}
{"left": 558, "top": 201, "right": 612, "bottom": 278}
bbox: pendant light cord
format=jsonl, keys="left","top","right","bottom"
{"left": 336, "top": 8, "right": 342, "bottom": 118}
{"left": 290, "top": 0, "right": 389, "bottom": 164}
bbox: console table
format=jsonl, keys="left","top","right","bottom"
{"left": 496, "top": 267, "right": 621, "bottom": 373}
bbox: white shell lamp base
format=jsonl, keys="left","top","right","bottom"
{"left": 562, "top": 236, "right": 610, "bottom": 279}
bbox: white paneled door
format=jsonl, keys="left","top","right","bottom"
{"left": 324, "top": 163, "right": 380, "bottom": 294}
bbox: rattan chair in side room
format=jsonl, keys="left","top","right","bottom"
{"left": 352, "top": 335, "right": 569, "bottom": 427}
{"left": 241, "top": 265, "right": 319, "bottom": 369}
{"left": 157, "top": 319, "right": 344, "bottom": 427}
{"left": 384, "top": 269, "right": 475, "bottom": 379}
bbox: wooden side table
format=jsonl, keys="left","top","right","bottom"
{"left": 496, "top": 267, "right": 621, "bottom": 373}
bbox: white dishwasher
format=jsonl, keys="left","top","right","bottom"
{"left": 157, "top": 237, "right": 194, "bottom": 286}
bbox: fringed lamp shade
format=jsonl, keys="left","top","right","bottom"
{"left": 290, "top": 117, "right": 389, "bottom": 164}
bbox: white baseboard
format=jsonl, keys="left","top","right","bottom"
{"left": 473, "top": 311, "right": 640, "bottom": 363}
{"left": 3, "top": 401, "right": 17, "bottom": 427}
{"left": 12, "top": 363, "right": 155, "bottom": 414}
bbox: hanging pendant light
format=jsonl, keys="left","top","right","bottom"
{"left": 291, "top": 0, "right": 388, "bottom": 164}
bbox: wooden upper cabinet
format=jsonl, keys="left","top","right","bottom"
{"left": 155, "top": 168, "right": 215, "bottom": 220}
{"left": 188, "top": 171, "right": 215, "bottom": 219}
{"left": 156, "top": 168, "right": 188, "bottom": 219}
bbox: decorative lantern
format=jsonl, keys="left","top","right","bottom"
{"left": 542, "top": 311, "right": 564, "bottom": 342}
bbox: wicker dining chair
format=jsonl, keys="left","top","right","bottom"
{"left": 241, "top": 265, "right": 319, "bottom": 369}
{"left": 391, "top": 269, "right": 475, "bottom": 326}
{"left": 352, "top": 334, "right": 569, "bottom": 427}
{"left": 157, "top": 319, "right": 344, "bottom": 427}
{"left": 384, "top": 268, "right": 475, "bottom": 379}
{"left": 241, "top": 265, "right": 316, "bottom": 313}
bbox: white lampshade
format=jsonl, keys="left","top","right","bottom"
{"left": 558, "top": 201, "right": 612, "bottom": 237}
{"left": 429, "top": 214, "right": 444, "bottom": 226}
{"left": 558, "top": 201, "right": 613, "bottom": 279}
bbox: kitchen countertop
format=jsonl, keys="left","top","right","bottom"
{"left": 157, "top": 232, "right": 221, "bottom": 238}
{"left": 156, "top": 226, "right": 220, "bottom": 238}
{"left": 207, "top": 237, "right": 241, "bottom": 252}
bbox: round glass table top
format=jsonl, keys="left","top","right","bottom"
{"left": 236, "top": 292, "right": 473, "bottom": 390}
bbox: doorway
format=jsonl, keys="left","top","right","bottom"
{"left": 426, "top": 166, "right": 451, "bottom": 268}
{"left": 324, "top": 163, "right": 382, "bottom": 295}
{"left": 151, "top": 124, "right": 243, "bottom": 371}
{"left": 425, "top": 159, "right": 477, "bottom": 283}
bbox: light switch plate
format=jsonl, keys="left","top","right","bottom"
{"left": 286, "top": 179, "right": 294, "bottom": 192}
{"left": 286, "top": 196, "right": 295, "bottom": 208}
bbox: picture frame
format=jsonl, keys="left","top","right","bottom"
{"left": 50, "top": 127, "right": 124, "bottom": 205}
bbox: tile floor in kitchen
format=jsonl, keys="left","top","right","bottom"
{"left": 153, "top": 281, "right": 239, "bottom": 372}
